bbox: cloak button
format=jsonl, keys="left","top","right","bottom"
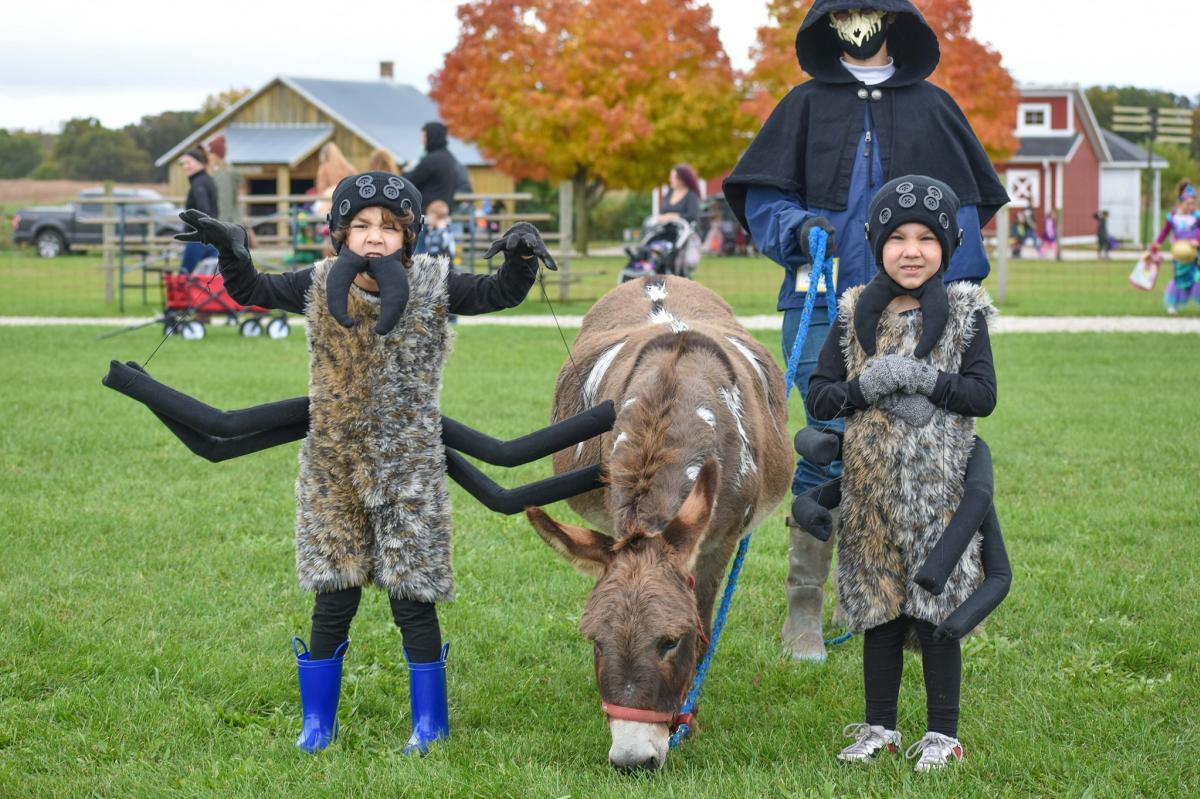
{"left": 871, "top": 89, "right": 883, "bottom": 101}
{"left": 857, "top": 88, "right": 868, "bottom": 100}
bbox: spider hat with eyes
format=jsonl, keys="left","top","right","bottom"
{"left": 105, "top": 169, "right": 614, "bottom": 602}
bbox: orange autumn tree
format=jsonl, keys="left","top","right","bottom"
{"left": 743, "top": 0, "right": 1018, "bottom": 159}
{"left": 430, "top": 0, "right": 748, "bottom": 252}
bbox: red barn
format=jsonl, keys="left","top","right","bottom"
{"left": 993, "top": 85, "right": 1167, "bottom": 246}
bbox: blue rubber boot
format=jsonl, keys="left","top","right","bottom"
{"left": 402, "top": 643, "right": 450, "bottom": 755}
{"left": 293, "top": 637, "right": 348, "bottom": 753}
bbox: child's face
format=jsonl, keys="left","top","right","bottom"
{"left": 881, "top": 222, "right": 942, "bottom": 290}
{"left": 346, "top": 207, "right": 405, "bottom": 258}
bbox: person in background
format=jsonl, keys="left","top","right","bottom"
{"left": 423, "top": 200, "right": 456, "bottom": 265}
{"left": 404, "top": 122, "right": 462, "bottom": 252}
{"left": 367, "top": 148, "right": 399, "bottom": 174}
{"left": 179, "top": 147, "right": 219, "bottom": 274}
{"left": 1092, "top": 210, "right": 1111, "bottom": 259}
{"left": 1150, "top": 180, "right": 1200, "bottom": 315}
{"left": 313, "top": 143, "right": 358, "bottom": 218}
{"left": 655, "top": 164, "right": 701, "bottom": 226}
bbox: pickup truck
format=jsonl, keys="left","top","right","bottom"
{"left": 11, "top": 187, "right": 184, "bottom": 258}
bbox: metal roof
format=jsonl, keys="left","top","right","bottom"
{"left": 221, "top": 124, "right": 333, "bottom": 167}
{"left": 1101, "top": 129, "right": 1169, "bottom": 167}
{"left": 1014, "top": 134, "right": 1080, "bottom": 160}
{"left": 283, "top": 76, "right": 485, "bottom": 166}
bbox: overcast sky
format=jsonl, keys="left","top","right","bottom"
{"left": 2, "top": 0, "right": 1196, "bottom": 133}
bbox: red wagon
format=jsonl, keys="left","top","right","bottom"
{"left": 162, "top": 272, "right": 290, "bottom": 340}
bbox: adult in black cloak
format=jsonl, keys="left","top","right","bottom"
{"left": 722, "top": 0, "right": 1008, "bottom": 664}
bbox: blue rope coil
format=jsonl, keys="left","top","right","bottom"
{"left": 784, "top": 228, "right": 838, "bottom": 398}
{"left": 668, "top": 533, "right": 752, "bottom": 749}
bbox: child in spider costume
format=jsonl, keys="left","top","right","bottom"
{"left": 1150, "top": 180, "right": 1200, "bottom": 314}
{"left": 801, "top": 176, "right": 1009, "bottom": 771}
{"left": 103, "top": 171, "right": 615, "bottom": 755}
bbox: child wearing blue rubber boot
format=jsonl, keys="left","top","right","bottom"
{"left": 175, "top": 172, "right": 552, "bottom": 754}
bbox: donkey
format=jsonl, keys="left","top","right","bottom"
{"left": 526, "top": 275, "right": 792, "bottom": 770}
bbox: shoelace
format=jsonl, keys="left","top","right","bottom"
{"left": 905, "top": 732, "right": 960, "bottom": 762}
{"left": 841, "top": 723, "right": 892, "bottom": 753}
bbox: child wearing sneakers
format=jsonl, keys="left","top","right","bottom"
{"left": 806, "top": 175, "right": 998, "bottom": 771}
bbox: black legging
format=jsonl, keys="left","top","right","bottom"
{"left": 309, "top": 587, "right": 442, "bottom": 663}
{"left": 863, "top": 615, "right": 962, "bottom": 737}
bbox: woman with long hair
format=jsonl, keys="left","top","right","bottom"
{"left": 656, "top": 164, "right": 701, "bottom": 225}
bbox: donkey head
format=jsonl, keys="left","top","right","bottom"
{"left": 526, "top": 458, "right": 719, "bottom": 771}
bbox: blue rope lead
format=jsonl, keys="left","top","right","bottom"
{"left": 668, "top": 533, "right": 752, "bottom": 749}
{"left": 784, "top": 227, "right": 838, "bottom": 397}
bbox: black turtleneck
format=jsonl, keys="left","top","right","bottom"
{"left": 185, "top": 170, "right": 219, "bottom": 219}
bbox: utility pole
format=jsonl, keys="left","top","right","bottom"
{"left": 1112, "top": 105, "right": 1193, "bottom": 245}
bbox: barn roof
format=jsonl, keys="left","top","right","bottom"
{"left": 220, "top": 124, "right": 334, "bottom": 167}
{"left": 1101, "top": 129, "right": 1169, "bottom": 167}
{"left": 1013, "top": 134, "right": 1081, "bottom": 160}
{"left": 155, "top": 76, "right": 486, "bottom": 168}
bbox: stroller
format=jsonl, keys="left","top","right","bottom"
{"left": 619, "top": 219, "right": 702, "bottom": 283}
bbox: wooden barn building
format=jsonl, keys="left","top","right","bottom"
{"left": 156, "top": 65, "right": 511, "bottom": 207}
{"left": 993, "top": 85, "right": 1167, "bottom": 245}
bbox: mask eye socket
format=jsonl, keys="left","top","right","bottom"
{"left": 657, "top": 637, "right": 681, "bottom": 659}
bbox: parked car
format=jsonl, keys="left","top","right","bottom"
{"left": 11, "top": 188, "right": 184, "bottom": 258}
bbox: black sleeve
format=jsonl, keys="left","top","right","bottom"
{"left": 804, "top": 316, "right": 870, "bottom": 421}
{"left": 219, "top": 256, "right": 314, "bottom": 314}
{"left": 196, "top": 176, "right": 219, "bottom": 219}
{"left": 929, "top": 310, "right": 997, "bottom": 417}
{"left": 447, "top": 254, "right": 539, "bottom": 315}
{"left": 683, "top": 192, "right": 700, "bottom": 224}
{"left": 403, "top": 157, "right": 432, "bottom": 192}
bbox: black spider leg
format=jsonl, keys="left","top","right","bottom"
{"left": 932, "top": 504, "right": 1011, "bottom": 641}
{"left": 914, "top": 436, "right": 993, "bottom": 595}
{"left": 102, "top": 360, "right": 615, "bottom": 506}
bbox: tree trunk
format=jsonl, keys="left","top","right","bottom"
{"left": 573, "top": 166, "right": 590, "bottom": 256}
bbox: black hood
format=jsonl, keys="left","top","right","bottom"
{"left": 422, "top": 122, "right": 449, "bottom": 151}
{"left": 796, "top": 0, "right": 939, "bottom": 86}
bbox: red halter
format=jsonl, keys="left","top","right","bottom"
{"left": 598, "top": 574, "right": 708, "bottom": 733}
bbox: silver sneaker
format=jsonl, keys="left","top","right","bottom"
{"left": 906, "top": 731, "right": 964, "bottom": 771}
{"left": 837, "top": 723, "right": 901, "bottom": 762}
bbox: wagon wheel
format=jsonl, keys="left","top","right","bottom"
{"left": 181, "top": 320, "right": 206, "bottom": 341}
{"left": 239, "top": 318, "right": 263, "bottom": 338}
{"left": 266, "top": 317, "right": 290, "bottom": 340}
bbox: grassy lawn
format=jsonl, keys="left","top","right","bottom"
{"left": 1, "top": 324, "right": 1196, "bottom": 797}
{"left": 4, "top": 248, "right": 1198, "bottom": 320}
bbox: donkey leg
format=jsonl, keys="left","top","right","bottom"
{"left": 783, "top": 514, "right": 836, "bottom": 663}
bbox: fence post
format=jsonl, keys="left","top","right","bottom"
{"left": 994, "top": 203, "right": 1009, "bottom": 306}
{"left": 558, "top": 180, "right": 574, "bottom": 302}
{"left": 103, "top": 183, "right": 115, "bottom": 305}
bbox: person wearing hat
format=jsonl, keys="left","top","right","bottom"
{"left": 171, "top": 171, "right": 557, "bottom": 755}
{"left": 1149, "top": 179, "right": 1200, "bottom": 314}
{"left": 722, "top": 0, "right": 1008, "bottom": 665}
{"left": 178, "top": 147, "right": 219, "bottom": 273}
{"left": 204, "top": 134, "right": 245, "bottom": 229}
{"left": 804, "top": 175, "right": 998, "bottom": 771}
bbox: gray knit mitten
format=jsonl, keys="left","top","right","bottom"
{"left": 876, "top": 354, "right": 939, "bottom": 396}
{"left": 858, "top": 357, "right": 902, "bottom": 404}
{"left": 878, "top": 392, "right": 937, "bottom": 427}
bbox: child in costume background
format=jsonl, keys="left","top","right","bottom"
{"left": 424, "top": 199, "right": 457, "bottom": 265}
{"left": 722, "top": 0, "right": 1007, "bottom": 664}
{"left": 174, "top": 171, "right": 552, "bottom": 756}
{"left": 806, "top": 176, "right": 998, "bottom": 772}
{"left": 1150, "top": 180, "right": 1200, "bottom": 314}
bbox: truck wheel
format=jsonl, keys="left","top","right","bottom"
{"left": 35, "top": 230, "right": 66, "bottom": 258}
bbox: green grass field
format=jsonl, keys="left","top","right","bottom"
{"left": 3, "top": 248, "right": 1197, "bottom": 320}
{"left": 1, "top": 323, "right": 1196, "bottom": 797}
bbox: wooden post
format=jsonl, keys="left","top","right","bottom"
{"left": 276, "top": 167, "right": 291, "bottom": 242}
{"left": 102, "top": 183, "right": 115, "bottom": 304}
{"left": 558, "top": 180, "right": 574, "bottom": 302}
{"left": 994, "top": 203, "right": 1009, "bottom": 306}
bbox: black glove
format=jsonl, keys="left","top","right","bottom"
{"left": 176, "top": 209, "right": 251, "bottom": 266}
{"left": 482, "top": 221, "right": 558, "bottom": 271}
{"left": 797, "top": 216, "right": 836, "bottom": 263}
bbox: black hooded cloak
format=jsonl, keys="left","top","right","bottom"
{"left": 723, "top": 0, "right": 1008, "bottom": 233}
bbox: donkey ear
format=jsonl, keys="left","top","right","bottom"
{"left": 525, "top": 506, "right": 615, "bottom": 577}
{"left": 662, "top": 458, "right": 720, "bottom": 574}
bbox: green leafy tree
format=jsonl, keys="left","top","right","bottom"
{"left": 53, "top": 118, "right": 153, "bottom": 182}
{"left": 0, "top": 130, "right": 45, "bottom": 178}
{"left": 125, "top": 111, "right": 204, "bottom": 180}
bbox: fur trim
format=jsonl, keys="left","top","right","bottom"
{"left": 295, "top": 254, "right": 456, "bottom": 602}
{"left": 836, "top": 282, "right": 995, "bottom": 638}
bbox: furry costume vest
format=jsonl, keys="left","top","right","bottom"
{"left": 836, "top": 282, "right": 996, "bottom": 634}
{"left": 294, "top": 254, "right": 456, "bottom": 602}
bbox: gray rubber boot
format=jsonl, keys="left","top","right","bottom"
{"left": 782, "top": 513, "right": 836, "bottom": 662}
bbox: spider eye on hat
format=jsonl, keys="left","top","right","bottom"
{"left": 864, "top": 174, "right": 963, "bottom": 270}
{"left": 327, "top": 170, "right": 424, "bottom": 253}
